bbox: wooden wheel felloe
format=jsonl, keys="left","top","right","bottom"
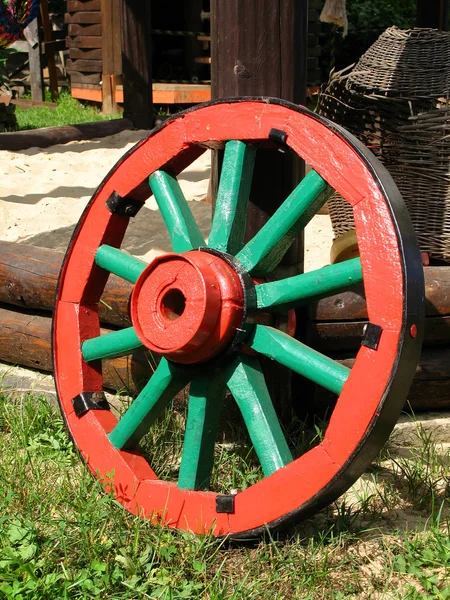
{"left": 52, "top": 98, "right": 424, "bottom": 538}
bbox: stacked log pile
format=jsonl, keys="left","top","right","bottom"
{"left": 0, "top": 242, "right": 151, "bottom": 395}
{"left": 65, "top": 0, "right": 103, "bottom": 91}
{"left": 309, "top": 273, "right": 450, "bottom": 410}
{"left": 0, "top": 241, "right": 449, "bottom": 409}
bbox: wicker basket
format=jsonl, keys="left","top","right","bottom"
{"left": 317, "top": 26, "right": 450, "bottom": 261}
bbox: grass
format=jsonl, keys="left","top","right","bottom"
{"left": 1, "top": 392, "right": 450, "bottom": 599}
{"left": 14, "top": 92, "right": 121, "bottom": 132}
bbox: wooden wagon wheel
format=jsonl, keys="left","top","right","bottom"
{"left": 53, "top": 98, "right": 424, "bottom": 538}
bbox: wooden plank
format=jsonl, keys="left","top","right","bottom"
{"left": 71, "top": 86, "right": 102, "bottom": 101}
{"left": 24, "top": 19, "right": 44, "bottom": 102}
{"left": 66, "top": 35, "right": 102, "bottom": 49}
{"left": 65, "top": 11, "right": 102, "bottom": 24}
{"left": 66, "top": 58, "right": 103, "bottom": 72}
{"left": 310, "top": 266, "right": 450, "bottom": 320}
{"left": 69, "top": 47, "right": 102, "bottom": 60}
{"left": 67, "top": 0, "right": 100, "bottom": 11}
{"left": 121, "top": 0, "right": 152, "bottom": 128}
{"left": 68, "top": 71, "right": 102, "bottom": 84}
{"left": 71, "top": 84, "right": 208, "bottom": 104}
{"left": 68, "top": 23, "right": 102, "bottom": 36}
{"left": 12, "top": 98, "right": 57, "bottom": 109}
{"left": 152, "top": 88, "right": 211, "bottom": 104}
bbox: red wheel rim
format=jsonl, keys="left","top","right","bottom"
{"left": 53, "top": 98, "right": 424, "bottom": 538}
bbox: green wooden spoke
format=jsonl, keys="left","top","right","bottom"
{"left": 178, "top": 372, "right": 225, "bottom": 490}
{"left": 95, "top": 245, "right": 147, "bottom": 284}
{"left": 235, "top": 169, "right": 332, "bottom": 276}
{"left": 149, "top": 170, "right": 205, "bottom": 252}
{"left": 224, "top": 354, "right": 293, "bottom": 477}
{"left": 256, "top": 257, "right": 363, "bottom": 311}
{"left": 82, "top": 327, "right": 143, "bottom": 362}
{"left": 249, "top": 325, "right": 350, "bottom": 396}
{"left": 109, "top": 358, "right": 190, "bottom": 450}
{"left": 208, "top": 140, "right": 256, "bottom": 254}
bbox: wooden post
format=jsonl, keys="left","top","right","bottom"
{"left": 120, "top": 0, "right": 153, "bottom": 128}
{"left": 24, "top": 19, "right": 44, "bottom": 102}
{"left": 101, "top": 0, "right": 122, "bottom": 114}
{"left": 417, "top": 0, "right": 449, "bottom": 29}
{"left": 211, "top": 0, "right": 308, "bottom": 419}
{"left": 40, "top": 0, "right": 59, "bottom": 101}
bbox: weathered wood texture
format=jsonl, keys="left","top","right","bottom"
{"left": 101, "top": 0, "right": 121, "bottom": 114}
{"left": 0, "top": 305, "right": 149, "bottom": 394}
{"left": 0, "top": 118, "right": 133, "bottom": 151}
{"left": 0, "top": 242, "right": 132, "bottom": 327}
{"left": 211, "top": 0, "right": 308, "bottom": 417}
{"left": 25, "top": 19, "right": 44, "bottom": 102}
{"left": 65, "top": 11, "right": 102, "bottom": 24}
{"left": 121, "top": 0, "right": 153, "bottom": 128}
{"left": 310, "top": 267, "right": 450, "bottom": 320}
{"left": 308, "top": 317, "right": 450, "bottom": 352}
{"left": 67, "top": 1, "right": 100, "bottom": 11}
{"left": 0, "top": 242, "right": 447, "bottom": 409}
{"left": 313, "top": 348, "right": 450, "bottom": 411}
{"left": 0, "top": 302, "right": 442, "bottom": 409}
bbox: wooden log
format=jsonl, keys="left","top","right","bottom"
{"left": 68, "top": 23, "right": 102, "bottom": 36}
{"left": 66, "top": 59, "right": 103, "bottom": 72}
{"left": 0, "top": 118, "right": 133, "bottom": 151}
{"left": 313, "top": 347, "right": 450, "bottom": 412}
{"left": 0, "top": 305, "right": 149, "bottom": 395}
{"left": 308, "top": 316, "right": 450, "bottom": 352}
{"left": 66, "top": 35, "right": 102, "bottom": 49}
{"left": 0, "top": 242, "right": 132, "bottom": 328}
{"left": 310, "top": 266, "right": 450, "bottom": 320}
{"left": 65, "top": 11, "right": 102, "bottom": 24}
{"left": 69, "top": 48, "right": 102, "bottom": 60}
{"left": 68, "top": 71, "right": 102, "bottom": 85}
{"left": 67, "top": 0, "right": 100, "bottom": 11}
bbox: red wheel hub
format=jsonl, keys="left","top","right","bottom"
{"left": 130, "top": 250, "right": 244, "bottom": 364}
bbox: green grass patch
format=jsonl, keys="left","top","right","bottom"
{"left": 15, "top": 92, "right": 121, "bottom": 131}
{"left": 1, "top": 392, "right": 450, "bottom": 599}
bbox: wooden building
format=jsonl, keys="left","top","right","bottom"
{"left": 65, "top": 0, "right": 323, "bottom": 110}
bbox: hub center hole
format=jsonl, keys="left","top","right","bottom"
{"left": 161, "top": 288, "right": 186, "bottom": 321}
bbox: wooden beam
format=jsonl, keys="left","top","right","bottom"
{"left": 417, "top": 0, "right": 449, "bottom": 29}
{"left": 101, "top": 0, "right": 121, "bottom": 114}
{"left": 121, "top": 0, "right": 153, "bottom": 128}
{"left": 23, "top": 19, "right": 44, "bottom": 102}
{"left": 211, "top": 0, "right": 308, "bottom": 420}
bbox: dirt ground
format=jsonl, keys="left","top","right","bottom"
{"left": 0, "top": 130, "right": 334, "bottom": 269}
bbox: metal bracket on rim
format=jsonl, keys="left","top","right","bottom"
{"left": 105, "top": 190, "right": 143, "bottom": 217}
{"left": 72, "top": 392, "right": 110, "bottom": 418}
{"left": 361, "top": 323, "right": 383, "bottom": 350}
{"left": 216, "top": 495, "right": 235, "bottom": 514}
